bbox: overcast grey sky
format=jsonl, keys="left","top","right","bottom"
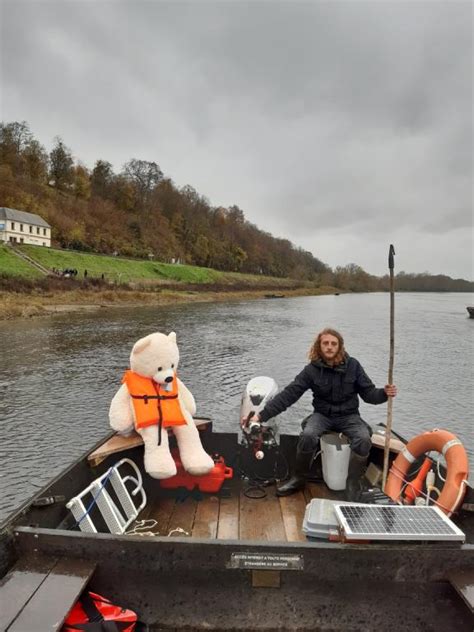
{"left": 1, "top": 1, "right": 472, "bottom": 278}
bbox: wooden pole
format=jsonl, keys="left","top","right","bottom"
{"left": 382, "top": 245, "right": 395, "bottom": 490}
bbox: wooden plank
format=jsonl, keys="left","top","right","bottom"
{"left": 239, "top": 488, "right": 286, "bottom": 542}
{"left": 166, "top": 497, "right": 198, "bottom": 537}
{"left": 305, "top": 481, "right": 336, "bottom": 502}
{"left": 0, "top": 556, "right": 58, "bottom": 631}
{"left": 279, "top": 492, "right": 308, "bottom": 542}
{"left": 144, "top": 496, "right": 176, "bottom": 536}
{"left": 88, "top": 432, "right": 144, "bottom": 466}
{"left": 371, "top": 433, "right": 404, "bottom": 453}
{"left": 448, "top": 569, "right": 474, "bottom": 613}
{"left": 216, "top": 492, "right": 239, "bottom": 540}
{"left": 192, "top": 496, "right": 219, "bottom": 539}
{"left": 8, "top": 558, "right": 96, "bottom": 632}
{"left": 88, "top": 419, "right": 211, "bottom": 466}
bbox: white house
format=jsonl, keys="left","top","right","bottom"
{"left": 0, "top": 207, "right": 51, "bottom": 247}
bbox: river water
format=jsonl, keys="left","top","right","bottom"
{"left": 0, "top": 292, "right": 472, "bottom": 523}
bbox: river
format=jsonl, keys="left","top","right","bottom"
{"left": 0, "top": 292, "right": 472, "bottom": 523}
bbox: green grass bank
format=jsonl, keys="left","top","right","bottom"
{"left": 0, "top": 244, "right": 337, "bottom": 320}
{"left": 7, "top": 244, "right": 296, "bottom": 287}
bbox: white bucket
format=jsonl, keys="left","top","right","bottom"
{"left": 320, "top": 433, "right": 351, "bottom": 491}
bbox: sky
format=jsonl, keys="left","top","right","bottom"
{"left": 1, "top": 1, "right": 473, "bottom": 279}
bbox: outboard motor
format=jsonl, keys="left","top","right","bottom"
{"left": 240, "top": 376, "right": 279, "bottom": 460}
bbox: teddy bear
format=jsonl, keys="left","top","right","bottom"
{"left": 109, "top": 331, "right": 214, "bottom": 479}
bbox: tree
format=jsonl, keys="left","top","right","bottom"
{"left": 73, "top": 164, "right": 91, "bottom": 199}
{"left": 22, "top": 139, "right": 48, "bottom": 182}
{"left": 0, "top": 121, "right": 32, "bottom": 174}
{"left": 91, "top": 159, "right": 114, "bottom": 198}
{"left": 122, "top": 159, "right": 163, "bottom": 208}
{"left": 49, "top": 137, "right": 74, "bottom": 190}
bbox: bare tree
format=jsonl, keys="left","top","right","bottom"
{"left": 122, "top": 158, "right": 163, "bottom": 209}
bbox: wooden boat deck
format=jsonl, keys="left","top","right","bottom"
{"left": 139, "top": 479, "right": 341, "bottom": 542}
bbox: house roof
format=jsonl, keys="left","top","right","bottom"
{"left": 0, "top": 207, "right": 50, "bottom": 228}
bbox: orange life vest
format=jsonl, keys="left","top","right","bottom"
{"left": 122, "top": 370, "right": 187, "bottom": 432}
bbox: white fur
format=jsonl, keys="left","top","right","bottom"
{"left": 109, "top": 331, "right": 214, "bottom": 479}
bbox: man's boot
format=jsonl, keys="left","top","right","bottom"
{"left": 276, "top": 451, "right": 312, "bottom": 497}
{"left": 345, "top": 452, "right": 368, "bottom": 502}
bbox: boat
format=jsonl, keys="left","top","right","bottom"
{"left": 1, "top": 418, "right": 473, "bottom": 631}
{"left": 467, "top": 306, "right": 474, "bottom": 318}
{"left": 264, "top": 293, "right": 285, "bottom": 299}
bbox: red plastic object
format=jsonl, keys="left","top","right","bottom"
{"left": 404, "top": 456, "right": 432, "bottom": 503}
{"left": 160, "top": 454, "right": 233, "bottom": 492}
{"left": 62, "top": 591, "right": 137, "bottom": 631}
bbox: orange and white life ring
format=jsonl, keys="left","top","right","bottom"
{"left": 385, "top": 429, "right": 469, "bottom": 516}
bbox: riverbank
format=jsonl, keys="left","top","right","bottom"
{"left": 0, "top": 284, "right": 339, "bottom": 320}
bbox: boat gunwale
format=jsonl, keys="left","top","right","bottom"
{"left": 12, "top": 524, "right": 474, "bottom": 552}
{"left": 11, "top": 525, "right": 474, "bottom": 587}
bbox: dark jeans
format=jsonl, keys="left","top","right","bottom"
{"left": 297, "top": 412, "right": 372, "bottom": 458}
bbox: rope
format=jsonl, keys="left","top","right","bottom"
{"left": 387, "top": 466, "right": 467, "bottom": 515}
{"left": 125, "top": 519, "right": 160, "bottom": 537}
{"left": 167, "top": 527, "right": 190, "bottom": 537}
{"left": 125, "top": 521, "right": 191, "bottom": 537}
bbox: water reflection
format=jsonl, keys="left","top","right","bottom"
{"left": 0, "top": 292, "right": 473, "bottom": 521}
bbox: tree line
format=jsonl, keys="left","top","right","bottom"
{"left": 0, "top": 120, "right": 472, "bottom": 291}
{"left": 0, "top": 121, "right": 327, "bottom": 279}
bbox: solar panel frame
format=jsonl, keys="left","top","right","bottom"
{"left": 334, "top": 504, "right": 465, "bottom": 542}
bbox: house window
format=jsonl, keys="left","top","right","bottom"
{"left": 20, "top": 237, "right": 24, "bottom": 243}
{"left": 43, "top": 228, "right": 47, "bottom": 236}
{"left": 11, "top": 222, "right": 15, "bottom": 230}
{"left": 20, "top": 224, "right": 23, "bottom": 231}
{"left": 43, "top": 242, "right": 46, "bottom": 246}
{"left": 29, "top": 226, "right": 33, "bottom": 233}
{"left": 36, "top": 227, "right": 40, "bottom": 234}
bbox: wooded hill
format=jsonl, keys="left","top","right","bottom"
{"left": 1, "top": 121, "right": 472, "bottom": 292}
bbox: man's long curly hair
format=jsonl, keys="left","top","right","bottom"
{"left": 308, "top": 328, "right": 346, "bottom": 365}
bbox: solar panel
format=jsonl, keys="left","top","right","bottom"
{"left": 334, "top": 504, "right": 465, "bottom": 542}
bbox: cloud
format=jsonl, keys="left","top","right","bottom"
{"left": 1, "top": 0, "right": 472, "bottom": 277}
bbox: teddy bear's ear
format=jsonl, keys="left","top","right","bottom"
{"left": 168, "top": 331, "right": 177, "bottom": 343}
{"left": 132, "top": 335, "right": 152, "bottom": 356}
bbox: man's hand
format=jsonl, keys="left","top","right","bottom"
{"left": 384, "top": 384, "right": 397, "bottom": 398}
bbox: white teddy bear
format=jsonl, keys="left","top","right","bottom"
{"left": 109, "top": 331, "right": 214, "bottom": 479}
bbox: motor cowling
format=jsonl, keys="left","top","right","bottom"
{"left": 240, "top": 376, "right": 279, "bottom": 459}
{"left": 240, "top": 376, "right": 278, "bottom": 430}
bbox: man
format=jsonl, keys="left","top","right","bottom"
{"left": 249, "top": 328, "right": 397, "bottom": 499}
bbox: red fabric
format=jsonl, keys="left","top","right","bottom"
{"left": 62, "top": 591, "right": 137, "bottom": 631}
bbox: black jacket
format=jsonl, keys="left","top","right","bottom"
{"left": 259, "top": 355, "right": 387, "bottom": 422}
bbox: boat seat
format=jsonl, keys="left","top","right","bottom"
{"left": 447, "top": 568, "right": 474, "bottom": 613}
{"left": 0, "top": 555, "right": 96, "bottom": 631}
{"left": 87, "top": 417, "right": 211, "bottom": 467}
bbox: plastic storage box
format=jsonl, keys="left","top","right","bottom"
{"left": 302, "top": 498, "right": 353, "bottom": 539}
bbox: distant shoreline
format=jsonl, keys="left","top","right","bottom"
{"left": 0, "top": 285, "right": 336, "bottom": 321}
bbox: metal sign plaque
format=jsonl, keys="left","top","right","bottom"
{"left": 229, "top": 552, "right": 304, "bottom": 571}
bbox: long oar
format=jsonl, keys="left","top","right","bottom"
{"left": 382, "top": 244, "right": 396, "bottom": 490}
